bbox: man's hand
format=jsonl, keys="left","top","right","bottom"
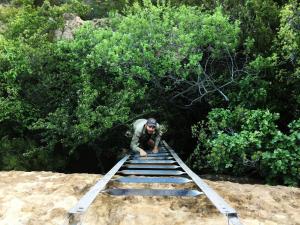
{"left": 152, "top": 146, "right": 159, "bottom": 153}
{"left": 139, "top": 148, "right": 147, "bottom": 157}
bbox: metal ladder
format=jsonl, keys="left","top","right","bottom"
{"left": 68, "top": 140, "right": 243, "bottom": 225}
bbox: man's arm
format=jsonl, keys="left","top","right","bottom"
{"left": 154, "top": 135, "right": 161, "bottom": 148}
{"left": 131, "top": 133, "right": 147, "bottom": 156}
{"left": 152, "top": 126, "right": 161, "bottom": 152}
{"left": 130, "top": 131, "right": 141, "bottom": 153}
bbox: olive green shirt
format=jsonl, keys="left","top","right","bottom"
{"left": 130, "top": 119, "right": 161, "bottom": 152}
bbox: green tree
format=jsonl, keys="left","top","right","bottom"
{"left": 189, "top": 107, "right": 300, "bottom": 186}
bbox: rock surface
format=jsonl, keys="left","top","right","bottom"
{"left": 54, "top": 13, "right": 85, "bottom": 40}
{"left": 0, "top": 171, "right": 299, "bottom": 225}
{"left": 54, "top": 13, "right": 109, "bottom": 40}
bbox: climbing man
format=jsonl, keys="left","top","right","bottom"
{"left": 130, "top": 118, "right": 161, "bottom": 157}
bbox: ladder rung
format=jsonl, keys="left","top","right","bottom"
{"left": 146, "top": 150, "right": 168, "bottom": 153}
{"left": 114, "top": 177, "right": 192, "bottom": 184}
{"left": 145, "top": 153, "right": 171, "bottom": 157}
{"left": 131, "top": 156, "right": 173, "bottom": 160}
{"left": 118, "top": 170, "right": 185, "bottom": 175}
{"left": 123, "top": 164, "right": 180, "bottom": 169}
{"left": 106, "top": 188, "right": 203, "bottom": 197}
{"left": 128, "top": 160, "right": 176, "bottom": 164}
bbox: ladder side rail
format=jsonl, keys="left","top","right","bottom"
{"left": 68, "top": 155, "right": 129, "bottom": 214}
{"left": 163, "top": 140, "right": 243, "bottom": 225}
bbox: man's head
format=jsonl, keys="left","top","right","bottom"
{"left": 145, "top": 118, "right": 157, "bottom": 134}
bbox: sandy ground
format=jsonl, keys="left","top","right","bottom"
{"left": 0, "top": 171, "right": 299, "bottom": 225}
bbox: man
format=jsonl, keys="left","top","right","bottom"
{"left": 130, "top": 118, "right": 161, "bottom": 157}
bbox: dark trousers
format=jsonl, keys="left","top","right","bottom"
{"left": 140, "top": 138, "right": 155, "bottom": 151}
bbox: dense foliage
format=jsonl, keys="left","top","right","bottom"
{"left": 189, "top": 108, "right": 300, "bottom": 185}
{"left": 0, "top": 0, "right": 299, "bottom": 185}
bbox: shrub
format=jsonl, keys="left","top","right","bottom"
{"left": 189, "top": 107, "right": 300, "bottom": 186}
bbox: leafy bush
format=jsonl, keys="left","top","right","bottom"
{"left": 0, "top": 136, "right": 64, "bottom": 170}
{"left": 260, "top": 119, "right": 300, "bottom": 186}
{"left": 1, "top": 0, "right": 299, "bottom": 180}
{"left": 0, "top": 1, "right": 241, "bottom": 170}
{"left": 89, "top": 1, "right": 240, "bottom": 105}
{"left": 189, "top": 107, "right": 300, "bottom": 186}
{"left": 1, "top": 0, "right": 90, "bottom": 44}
